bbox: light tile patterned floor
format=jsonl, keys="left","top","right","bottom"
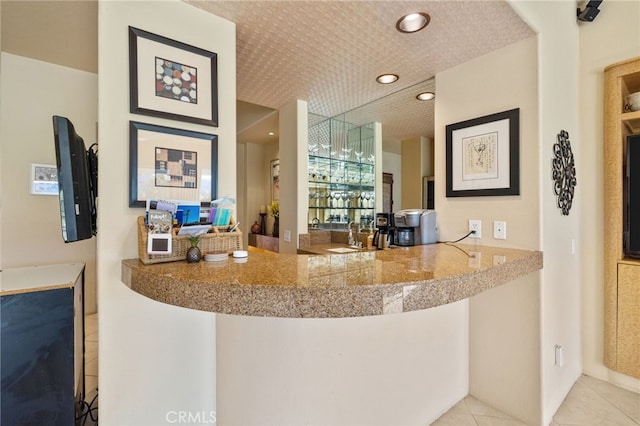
{"left": 83, "top": 313, "right": 99, "bottom": 425}
{"left": 432, "top": 375, "right": 640, "bottom": 426}
{"left": 85, "top": 312, "right": 638, "bottom": 426}
{"left": 85, "top": 313, "right": 98, "bottom": 402}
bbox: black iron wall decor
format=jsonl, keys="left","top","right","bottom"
{"left": 552, "top": 130, "right": 577, "bottom": 215}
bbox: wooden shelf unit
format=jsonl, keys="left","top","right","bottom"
{"left": 604, "top": 57, "right": 640, "bottom": 379}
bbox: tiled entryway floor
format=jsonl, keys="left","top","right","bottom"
{"left": 432, "top": 374, "right": 640, "bottom": 425}
{"left": 83, "top": 312, "right": 638, "bottom": 426}
{"left": 85, "top": 313, "right": 98, "bottom": 402}
{"left": 83, "top": 313, "right": 99, "bottom": 425}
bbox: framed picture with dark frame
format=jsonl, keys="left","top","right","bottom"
{"left": 446, "top": 108, "right": 520, "bottom": 197}
{"left": 129, "top": 26, "right": 218, "bottom": 127}
{"left": 129, "top": 121, "right": 218, "bottom": 208}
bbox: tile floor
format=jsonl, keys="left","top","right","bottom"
{"left": 84, "top": 313, "right": 639, "bottom": 426}
{"left": 432, "top": 374, "right": 640, "bottom": 426}
{"left": 82, "top": 313, "right": 99, "bottom": 425}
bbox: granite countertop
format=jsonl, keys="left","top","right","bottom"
{"left": 122, "top": 243, "right": 542, "bottom": 318}
{"left": 297, "top": 243, "right": 368, "bottom": 255}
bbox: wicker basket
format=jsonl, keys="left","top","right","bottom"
{"left": 137, "top": 216, "right": 243, "bottom": 264}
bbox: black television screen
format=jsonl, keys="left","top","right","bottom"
{"left": 52, "top": 116, "right": 97, "bottom": 242}
{"left": 625, "top": 134, "right": 640, "bottom": 258}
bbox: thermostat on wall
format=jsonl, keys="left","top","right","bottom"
{"left": 148, "top": 233, "right": 172, "bottom": 254}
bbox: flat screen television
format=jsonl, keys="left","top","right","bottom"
{"left": 625, "top": 134, "right": 640, "bottom": 258}
{"left": 52, "top": 116, "right": 98, "bottom": 242}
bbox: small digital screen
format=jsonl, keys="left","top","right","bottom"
{"left": 151, "top": 238, "right": 169, "bottom": 251}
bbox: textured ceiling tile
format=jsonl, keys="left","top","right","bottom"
{"left": 185, "top": 0, "right": 534, "bottom": 141}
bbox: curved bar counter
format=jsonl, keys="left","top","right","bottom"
{"left": 122, "top": 244, "right": 543, "bottom": 425}
{"left": 122, "top": 243, "right": 542, "bottom": 318}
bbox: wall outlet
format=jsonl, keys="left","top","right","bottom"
{"left": 284, "top": 230, "right": 291, "bottom": 243}
{"left": 469, "top": 220, "right": 481, "bottom": 238}
{"left": 493, "top": 221, "right": 507, "bottom": 239}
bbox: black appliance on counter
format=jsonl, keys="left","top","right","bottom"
{"left": 373, "top": 212, "right": 395, "bottom": 249}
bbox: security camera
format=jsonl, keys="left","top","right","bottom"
{"left": 577, "top": 0, "right": 602, "bottom": 22}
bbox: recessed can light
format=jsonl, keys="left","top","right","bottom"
{"left": 268, "top": 132, "right": 275, "bottom": 136}
{"left": 396, "top": 12, "right": 430, "bottom": 33}
{"left": 376, "top": 74, "right": 399, "bottom": 84}
{"left": 416, "top": 92, "right": 435, "bottom": 101}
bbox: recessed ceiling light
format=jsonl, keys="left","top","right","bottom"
{"left": 416, "top": 92, "right": 435, "bottom": 101}
{"left": 396, "top": 12, "right": 430, "bottom": 33}
{"left": 376, "top": 74, "right": 399, "bottom": 84}
{"left": 268, "top": 132, "right": 275, "bottom": 136}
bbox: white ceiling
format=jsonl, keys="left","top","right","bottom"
{"left": 186, "top": 0, "right": 535, "bottom": 144}
{"left": 0, "top": 1, "right": 535, "bottom": 146}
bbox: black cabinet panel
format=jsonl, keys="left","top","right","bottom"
{"left": 1, "top": 288, "right": 74, "bottom": 425}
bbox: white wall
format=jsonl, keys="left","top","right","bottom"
{"left": 217, "top": 301, "right": 469, "bottom": 425}
{"left": 0, "top": 2, "right": 4, "bottom": 268}
{"left": 435, "top": 35, "right": 540, "bottom": 250}
{"left": 578, "top": 0, "right": 640, "bottom": 392}
{"left": 237, "top": 142, "right": 269, "bottom": 248}
{"left": 436, "top": 35, "right": 543, "bottom": 424}
{"left": 278, "top": 100, "right": 308, "bottom": 253}
{"left": 236, "top": 143, "right": 247, "bottom": 247}
{"left": 0, "top": 53, "right": 98, "bottom": 312}
{"left": 508, "top": 2, "right": 583, "bottom": 423}
{"left": 382, "top": 151, "right": 402, "bottom": 212}
{"left": 97, "top": 1, "right": 235, "bottom": 423}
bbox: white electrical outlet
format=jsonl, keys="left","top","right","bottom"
{"left": 493, "top": 221, "right": 507, "bottom": 240}
{"left": 284, "top": 230, "right": 291, "bottom": 242}
{"left": 468, "top": 220, "right": 481, "bottom": 238}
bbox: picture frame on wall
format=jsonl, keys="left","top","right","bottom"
{"left": 129, "top": 26, "right": 218, "bottom": 127}
{"left": 129, "top": 121, "right": 218, "bottom": 208}
{"left": 271, "top": 159, "right": 280, "bottom": 201}
{"left": 30, "top": 163, "right": 58, "bottom": 196}
{"left": 446, "top": 108, "right": 520, "bottom": 197}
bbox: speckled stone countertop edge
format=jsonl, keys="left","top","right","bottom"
{"left": 121, "top": 244, "right": 542, "bottom": 318}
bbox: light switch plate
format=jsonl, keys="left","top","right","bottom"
{"left": 284, "top": 230, "right": 291, "bottom": 242}
{"left": 493, "top": 221, "right": 507, "bottom": 239}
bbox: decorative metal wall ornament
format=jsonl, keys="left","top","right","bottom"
{"left": 552, "top": 130, "right": 577, "bottom": 215}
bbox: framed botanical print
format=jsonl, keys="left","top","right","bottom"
{"left": 446, "top": 108, "right": 520, "bottom": 197}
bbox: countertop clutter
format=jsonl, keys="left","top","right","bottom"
{"left": 122, "top": 243, "right": 543, "bottom": 318}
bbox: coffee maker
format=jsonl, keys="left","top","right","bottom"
{"left": 373, "top": 212, "right": 393, "bottom": 249}
{"left": 393, "top": 209, "right": 437, "bottom": 246}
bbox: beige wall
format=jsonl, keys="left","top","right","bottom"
{"left": 0, "top": 53, "right": 98, "bottom": 312}
{"left": 401, "top": 136, "right": 432, "bottom": 210}
{"left": 509, "top": 2, "right": 585, "bottom": 422}
{"left": 238, "top": 140, "right": 280, "bottom": 246}
{"left": 278, "top": 99, "right": 308, "bottom": 253}
{"left": 0, "top": 1, "right": 98, "bottom": 74}
{"left": 97, "top": 1, "right": 236, "bottom": 423}
{"left": 0, "top": 1, "right": 3, "bottom": 268}
{"left": 436, "top": 35, "right": 542, "bottom": 424}
{"left": 435, "top": 36, "right": 540, "bottom": 250}
{"left": 578, "top": 0, "right": 640, "bottom": 392}
{"left": 382, "top": 151, "right": 402, "bottom": 212}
